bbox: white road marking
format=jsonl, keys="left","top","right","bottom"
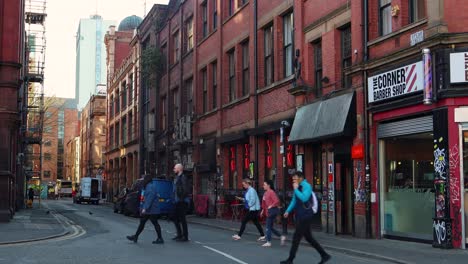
{"left": 202, "top": 245, "right": 249, "bottom": 264}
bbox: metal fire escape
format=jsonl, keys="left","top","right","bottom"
{"left": 22, "top": 0, "right": 47, "bottom": 183}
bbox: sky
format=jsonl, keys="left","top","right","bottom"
{"left": 44, "top": 0, "right": 168, "bottom": 98}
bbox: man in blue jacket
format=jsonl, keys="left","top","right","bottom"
{"left": 281, "top": 171, "right": 331, "bottom": 264}
{"left": 126, "top": 175, "right": 164, "bottom": 244}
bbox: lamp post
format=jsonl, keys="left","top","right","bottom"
{"left": 280, "top": 120, "right": 290, "bottom": 203}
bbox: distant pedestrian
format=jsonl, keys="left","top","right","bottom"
{"left": 126, "top": 174, "right": 164, "bottom": 244}
{"left": 27, "top": 187, "right": 34, "bottom": 208}
{"left": 232, "top": 178, "right": 265, "bottom": 241}
{"left": 280, "top": 171, "right": 330, "bottom": 264}
{"left": 260, "top": 180, "right": 285, "bottom": 247}
{"left": 172, "top": 163, "right": 189, "bottom": 242}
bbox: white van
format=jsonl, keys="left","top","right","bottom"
{"left": 74, "top": 177, "right": 102, "bottom": 205}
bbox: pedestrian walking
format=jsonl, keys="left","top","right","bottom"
{"left": 260, "top": 180, "right": 285, "bottom": 247}
{"left": 172, "top": 163, "right": 189, "bottom": 242}
{"left": 280, "top": 171, "right": 331, "bottom": 264}
{"left": 27, "top": 187, "right": 34, "bottom": 208}
{"left": 126, "top": 174, "right": 164, "bottom": 244}
{"left": 232, "top": 178, "right": 265, "bottom": 241}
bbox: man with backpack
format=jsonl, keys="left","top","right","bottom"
{"left": 281, "top": 171, "right": 331, "bottom": 264}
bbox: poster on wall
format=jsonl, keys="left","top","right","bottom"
{"left": 296, "top": 155, "right": 303, "bottom": 173}
{"left": 367, "top": 61, "right": 424, "bottom": 103}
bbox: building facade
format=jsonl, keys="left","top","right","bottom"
{"left": 104, "top": 17, "right": 141, "bottom": 199}
{"left": 65, "top": 136, "right": 81, "bottom": 188}
{"left": 0, "top": 0, "right": 25, "bottom": 221}
{"left": 40, "top": 98, "right": 79, "bottom": 185}
{"left": 80, "top": 95, "right": 106, "bottom": 182}
{"left": 75, "top": 15, "right": 115, "bottom": 110}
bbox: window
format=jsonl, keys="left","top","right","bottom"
{"left": 264, "top": 25, "right": 274, "bottom": 87}
{"left": 122, "top": 117, "right": 127, "bottom": 145}
{"left": 265, "top": 135, "right": 277, "bottom": 184}
{"left": 173, "top": 88, "right": 179, "bottom": 121}
{"left": 115, "top": 89, "right": 120, "bottom": 113}
{"left": 242, "top": 143, "right": 250, "bottom": 178}
{"left": 173, "top": 31, "right": 180, "bottom": 63}
{"left": 185, "top": 78, "right": 193, "bottom": 115}
{"left": 379, "top": 0, "right": 392, "bottom": 36}
{"left": 128, "top": 111, "right": 133, "bottom": 141}
{"left": 202, "top": 68, "right": 208, "bottom": 113}
{"left": 242, "top": 41, "right": 249, "bottom": 96}
{"left": 314, "top": 40, "right": 323, "bottom": 96}
{"left": 239, "top": 0, "right": 247, "bottom": 6}
{"left": 228, "top": 49, "right": 236, "bottom": 101}
{"left": 161, "top": 97, "right": 167, "bottom": 130}
{"left": 44, "top": 126, "right": 52, "bottom": 133}
{"left": 109, "top": 96, "right": 114, "bottom": 117}
{"left": 161, "top": 44, "right": 167, "bottom": 73}
{"left": 43, "top": 171, "right": 51, "bottom": 178}
{"left": 128, "top": 74, "right": 133, "bottom": 104}
{"left": 202, "top": 2, "right": 208, "bottom": 38}
{"left": 283, "top": 12, "right": 294, "bottom": 77}
{"left": 121, "top": 81, "right": 127, "bottom": 107}
{"left": 115, "top": 122, "right": 120, "bottom": 146}
{"left": 341, "top": 25, "right": 352, "bottom": 89}
{"left": 409, "top": 0, "right": 425, "bottom": 23}
{"left": 185, "top": 17, "right": 193, "bottom": 52}
{"left": 212, "top": 62, "right": 217, "bottom": 109}
{"left": 44, "top": 153, "right": 52, "bottom": 161}
{"left": 109, "top": 126, "right": 114, "bottom": 149}
{"left": 44, "top": 141, "right": 52, "bottom": 147}
{"left": 213, "top": 0, "right": 217, "bottom": 29}
{"left": 229, "top": 0, "right": 235, "bottom": 16}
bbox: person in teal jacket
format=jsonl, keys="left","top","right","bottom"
{"left": 281, "top": 171, "right": 330, "bottom": 264}
{"left": 126, "top": 175, "right": 164, "bottom": 244}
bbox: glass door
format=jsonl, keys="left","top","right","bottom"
{"left": 463, "top": 130, "right": 468, "bottom": 245}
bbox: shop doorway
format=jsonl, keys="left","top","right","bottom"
{"left": 335, "top": 153, "right": 353, "bottom": 235}
{"left": 462, "top": 130, "right": 468, "bottom": 246}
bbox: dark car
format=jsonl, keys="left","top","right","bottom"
{"left": 113, "top": 188, "right": 129, "bottom": 214}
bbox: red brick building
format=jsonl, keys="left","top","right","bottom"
{"left": 105, "top": 19, "right": 141, "bottom": 198}
{"left": 139, "top": 0, "right": 468, "bottom": 247}
{"left": 0, "top": 0, "right": 25, "bottom": 221}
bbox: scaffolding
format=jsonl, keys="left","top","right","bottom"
{"left": 22, "top": 0, "right": 47, "bottom": 186}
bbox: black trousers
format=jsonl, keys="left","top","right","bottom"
{"left": 238, "top": 210, "right": 265, "bottom": 237}
{"left": 135, "top": 214, "right": 162, "bottom": 239}
{"left": 173, "top": 201, "right": 188, "bottom": 239}
{"left": 288, "top": 217, "right": 327, "bottom": 261}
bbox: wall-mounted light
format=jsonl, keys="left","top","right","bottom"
{"left": 321, "top": 76, "right": 330, "bottom": 83}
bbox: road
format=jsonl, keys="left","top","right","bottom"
{"left": 0, "top": 199, "right": 394, "bottom": 264}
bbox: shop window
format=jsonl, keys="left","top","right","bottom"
{"left": 243, "top": 143, "right": 250, "bottom": 178}
{"left": 380, "top": 132, "right": 434, "bottom": 239}
{"left": 265, "top": 135, "right": 277, "bottom": 186}
{"left": 379, "top": 0, "right": 392, "bottom": 36}
{"left": 229, "top": 146, "right": 238, "bottom": 189}
{"left": 409, "top": 0, "right": 426, "bottom": 24}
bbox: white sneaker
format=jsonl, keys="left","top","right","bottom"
{"left": 280, "top": 235, "right": 286, "bottom": 246}
{"left": 257, "top": 236, "right": 266, "bottom": 242}
{"left": 232, "top": 234, "right": 241, "bottom": 240}
{"left": 262, "top": 242, "right": 271, "bottom": 247}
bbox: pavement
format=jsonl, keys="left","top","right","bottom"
{"left": 0, "top": 200, "right": 67, "bottom": 245}
{"left": 186, "top": 215, "right": 468, "bottom": 264}
{"left": 2, "top": 200, "right": 468, "bottom": 264}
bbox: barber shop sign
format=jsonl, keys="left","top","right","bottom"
{"left": 367, "top": 61, "right": 424, "bottom": 103}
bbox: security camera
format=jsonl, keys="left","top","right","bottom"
{"left": 281, "top": 120, "right": 290, "bottom": 127}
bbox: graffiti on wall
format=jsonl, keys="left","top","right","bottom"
{"left": 434, "top": 137, "right": 448, "bottom": 218}
{"left": 449, "top": 144, "right": 460, "bottom": 203}
{"left": 433, "top": 218, "right": 453, "bottom": 248}
{"left": 354, "top": 160, "right": 366, "bottom": 203}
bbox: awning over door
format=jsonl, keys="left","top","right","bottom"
{"left": 288, "top": 92, "right": 356, "bottom": 144}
